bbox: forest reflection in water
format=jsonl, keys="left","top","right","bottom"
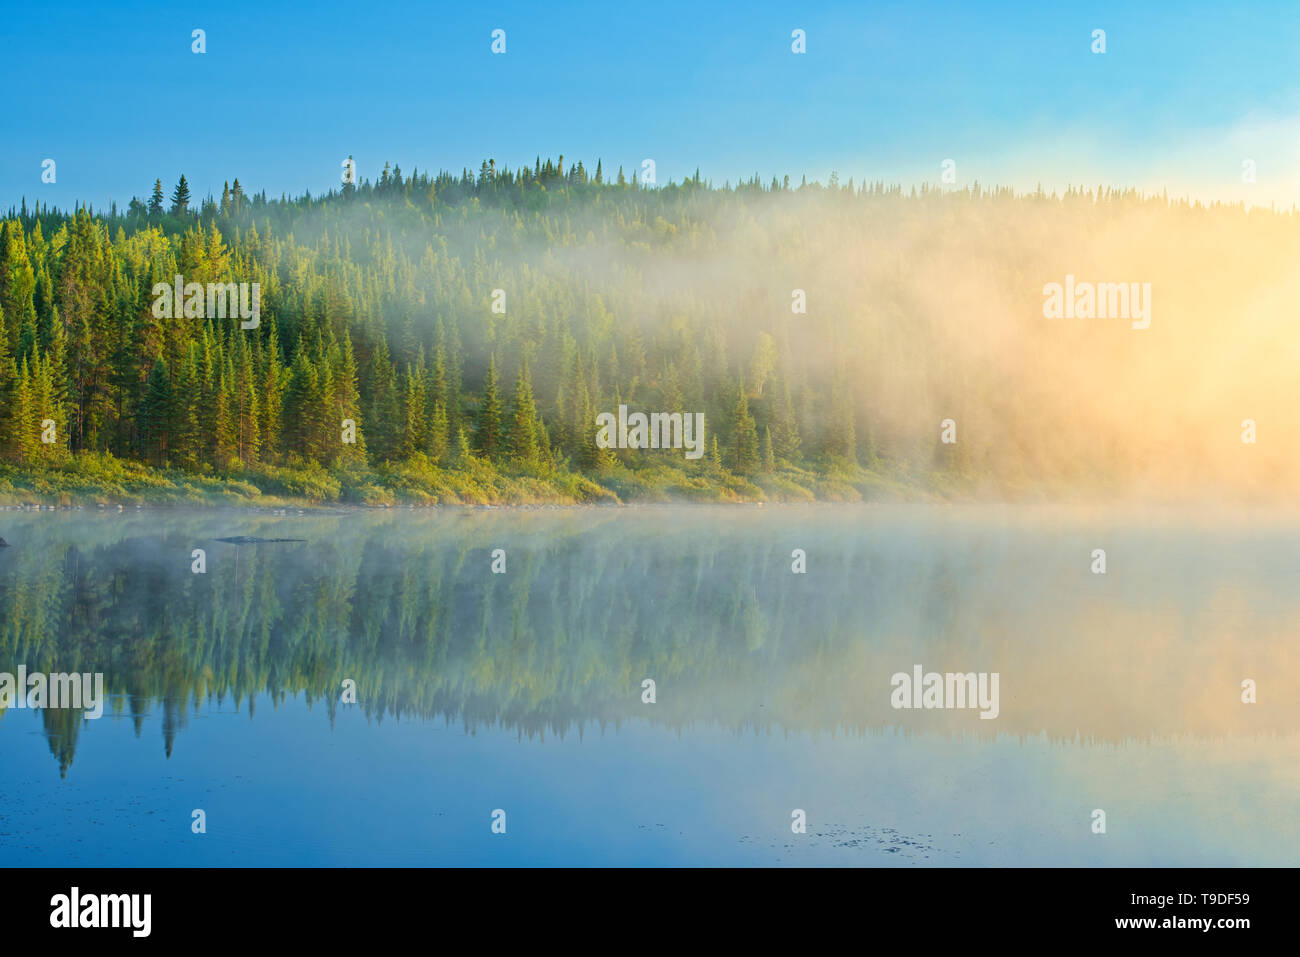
{"left": 1, "top": 505, "right": 1297, "bottom": 866}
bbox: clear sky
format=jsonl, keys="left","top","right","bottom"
{"left": 3, "top": 0, "right": 1298, "bottom": 211}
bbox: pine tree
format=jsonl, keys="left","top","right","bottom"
{"left": 0, "top": 221, "right": 38, "bottom": 336}
{"left": 173, "top": 346, "right": 202, "bottom": 468}
{"left": 337, "top": 332, "right": 365, "bottom": 462}
{"left": 826, "top": 375, "right": 857, "bottom": 464}
{"left": 283, "top": 343, "right": 319, "bottom": 460}
{"left": 138, "top": 357, "right": 172, "bottom": 466}
{"left": 313, "top": 351, "right": 336, "bottom": 464}
{"left": 425, "top": 343, "right": 447, "bottom": 462}
{"left": 535, "top": 413, "right": 554, "bottom": 472}
{"left": 260, "top": 322, "right": 285, "bottom": 462}
{"left": 170, "top": 175, "right": 191, "bottom": 215}
{"left": 570, "top": 354, "right": 610, "bottom": 470}
{"left": 730, "top": 387, "right": 759, "bottom": 474}
{"left": 366, "top": 336, "right": 399, "bottom": 461}
{"left": 429, "top": 400, "right": 450, "bottom": 465}
{"left": 235, "top": 370, "right": 261, "bottom": 465}
{"left": 508, "top": 361, "right": 539, "bottom": 467}
{"left": 771, "top": 374, "right": 802, "bottom": 460}
{"left": 0, "top": 304, "right": 9, "bottom": 395}
{"left": 32, "top": 348, "right": 64, "bottom": 461}
{"left": 12, "top": 356, "right": 37, "bottom": 464}
{"left": 0, "top": 354, "right": 13, "bottom": 461}
{"left": 401, "top": 366, "right": 427, "bottom": 458}
{"left": 475, "top": 354, "right": 503, "bottom": 459}
{"left": 213, "top": 367, "right": 239, "bottom": 469}
{"left": 148, "top": 180, "right": 165, "bottom": 215}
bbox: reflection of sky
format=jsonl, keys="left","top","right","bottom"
{"left": 2, "top": 696, "right": 1296, "bottom": 866}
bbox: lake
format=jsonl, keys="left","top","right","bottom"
{"left": 1, "top": 504, "right": 1297, "bottom": 866}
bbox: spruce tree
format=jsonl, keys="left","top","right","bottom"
{"left": 429, "top": 400, "right": 450, "bottom": 464}
{"left": 366, "top": 337, "right": 400, "bottom": 461}
{"left": 475, "top": 354, "right": 503, "bottom": 459}
{"left": 453, "top": 426, "right": 472, "bottom": 464}
{"left": 213, "top": 368, "right": 238, "bottom": 469}
{"left": 13, "top": 356, "right": 36, "bottom": 464}
{"left": 826, "top": 375, "right": 857, "bottom": 464}
{"left": 138, "top": 358, "right": 172, "bottom": 466}
{"left": 260, "top": 321, "right": 285, "bottom": 461}
{"left": 283, "top": 344, "right": 319, "bottom": 459}
{"left": 174, "top": 346, "right": 202, "bottom": 468}
{"left": 401, "top": 367, "right": 427, "bottom": 458}
{"left": 235, "top": 365, "right": 260, "bottom": 465}
{"left": 730, "top": 387, "right": 759, "bottom": 474}
{"left": 508, "top": 361, "right": 539, "bottom": 466}
{"left": 170, "top": 175, "right": 191, "bottom": 215}
{"left": 0, "top": 303, "right": 8, "bottom": 386}
{"left": 32, "top": 348, "right": 63, "bottom": 460}
{"left": 0, "top": 221, "right": 38, "bottom": 335}
{"left": 337, "top": 332, "right": 365, "bottom": 462}
{"left": 312, "top": 354, "right": 336, "bottom": 464}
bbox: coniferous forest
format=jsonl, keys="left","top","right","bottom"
{"left": 2, "top": 156, "right": 1297, "bottom": 505}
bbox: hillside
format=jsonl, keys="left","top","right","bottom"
{"left": 2, "top": 159, "right": 1297, "bottom": 505}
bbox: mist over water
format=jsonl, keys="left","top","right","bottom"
{"left": 0, "top": 505, "right": 1295, "bottom": 865}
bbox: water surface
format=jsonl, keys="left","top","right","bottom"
{"left": 1, "top": 505, "right": 1296, "bottom": 865}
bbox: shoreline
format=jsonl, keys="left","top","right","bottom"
{"left": 1, "top": 456, "right": 1291, "bottom": 513}
{"left": 3, "top": 496, "right": 1297, "bottom": 513}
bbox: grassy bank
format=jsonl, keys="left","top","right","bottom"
{"left": 0, "top": 450, "right": 942, "bottom": 508}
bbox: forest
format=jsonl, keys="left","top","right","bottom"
{"left": 1, "top": 156, "right": 1297, "bottom": 504}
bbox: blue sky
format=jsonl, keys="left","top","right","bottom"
{"left": 3, "top": 0, "right": 1298, "bottom": 211}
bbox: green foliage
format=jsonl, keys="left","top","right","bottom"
{"left": 730, "top": 386, "right": 760, "bottom": 474}
{"left": 13, "top": 156, "right": 1203, "bottom": 504}
{"left": 169, "top": 175, "right": 191, "bottom": 215}
{"left": 475, "top": 354, "right": 504, "bottom": 460}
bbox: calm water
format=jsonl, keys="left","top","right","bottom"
{"left": 1, "top": 504, "right": 1297, "bottom": 866}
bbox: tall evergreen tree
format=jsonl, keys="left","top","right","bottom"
{"left": 138, "top": 357, "right": 172, "bottom": 465}
{"left": 475, "top": 354, "right": 504, "bottom": 459}
{"left": 283, "top": 342, "right": 319, "bottom": 460}
{"left": 170, "top": 175, "right": 191, "bottom": 215}
{"left": 508, "top": 361, "right": 539, "bottom": 466}
{"left": 730, "top": 386, "right": 759, "bottom": 474}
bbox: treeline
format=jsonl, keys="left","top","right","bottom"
{"left": 2, "top": 158, "right": 1297, "bottom": 502}
{"left": 0, "top": 158, "right": 860, "bottom": 502}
